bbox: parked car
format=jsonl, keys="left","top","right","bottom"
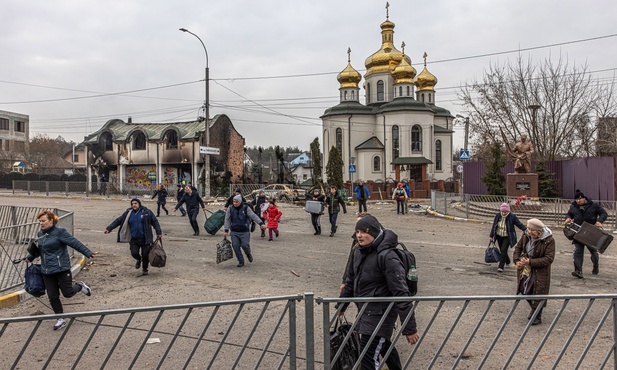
{"left": 247, "top": 184, "right": 305, "bottom": 201}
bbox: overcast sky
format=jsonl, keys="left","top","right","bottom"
{"left": 2, "top": 0, "right": 616, "bottom": 152}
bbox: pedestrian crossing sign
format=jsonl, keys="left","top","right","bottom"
{"left": 459, "top": 150, "right": 470, "bottom": 161}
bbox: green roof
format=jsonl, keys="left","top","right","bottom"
{"left": 355, "top": 136, "right": 384, "bottom": 150}
{"left": 391, "top": 156, "right": 434, "bottom": 165}
{"left": 377, "top": 97, "right": 434, "bottom": 114}
{"left": 434, "top": 125, "right": 454, "bottom": 133}
{"left": 321, "top": 101, "right": 375, "bottom": 118}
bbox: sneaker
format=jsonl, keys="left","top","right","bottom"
{"left": 269, "top": 239, "right": 273, "bottom": 241}
{"left": 330, "top": 233, "right": 334, "bottom": 237}
{"left": 181, "top": 214, "right": 186, "bottom": 217}
{"left": 142, "top": 270, "right": 149, "bottom": 276}
{"left": 237, "top": 262, "right": 244, "bottom": 267}
{"left": 592, "top": 266, "right": 599, "bottom": 275}
{"left": 275, "top": 231, "right": 279, "bottom": 238}
{"left": 247, "top": 253, "right": 253, "bottom": 263}
{"left": 497, "top": 268, "right": 503, "bottom": 272}
{"left": 572, "top": 271, "right": 584, "bottom": 279}
{"left": 135, "top": 260, "right": 141, "bottom": 269}
{"left": 78, "top": 281, "right": 91, "bottom": 296}
{"left": 53, "top": 318, "right": 67, "bottom": 331}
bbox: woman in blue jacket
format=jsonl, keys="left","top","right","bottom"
{"left": 489, "top": 203, "right": 526, "bottom": 272}
{"left": 27, "top": 210, "right": 95, "bottom": 331}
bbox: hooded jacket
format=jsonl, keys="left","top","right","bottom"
{"left": 341, "top": 229, "right": 417, "bottom": 338}
{"left": 106, "top": 201, "right": 162, "bottom": 244}
{"left": 513, "top": 227, "right": 555, "bottom": 297}
{"left": 29, "top": 226, "right": 94, "bottom": 275}
{"left": 263, "top": 204, "right": 282, "bottom": 229}
{"left": 566, "top": 197, "right": 608, "bottom": 225}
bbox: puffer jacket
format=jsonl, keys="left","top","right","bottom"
{"left": 152, "top": 188, "right": 168, "bottom": 204}
{"left": 566, "top": 197, "right": 608, "bottom": 225}
{"left": 513, "top": 227, "right": 555, "bottom": 297}
{"left": 28, "top": 226, "right": 94, "bottom": 275}
{"left": 263, "top": 205, "right": 282, "bottom": 229}
{"left": 341, "top": 229, "right": 417, "bottom": 338}
{"left": 325, "top": 192, "right": 347, "bottom": 215}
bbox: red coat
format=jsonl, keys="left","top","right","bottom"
{"left": 263, "top": 205, "right": 282, "bottom": 229}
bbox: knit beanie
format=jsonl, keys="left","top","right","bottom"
{"left": 527, "top": 218, "right": 545, "bottom": 230}
{"left": 131, "top": 197, "right": 142, "bottom": 206}
{"left": 500, "top": 203, "right": 510, "bottom": 212}
{"left": 355, "top": 215, "right": 382, "bottom": 239}
{"left": 574, "top": 189, "right": 585, "bottom": 199}
{"left": 233, "top": 195, "right": 242, "bottom": 202}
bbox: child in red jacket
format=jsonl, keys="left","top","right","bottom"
{"left": 262, "top": 199, "right": 283, "bottom": 241}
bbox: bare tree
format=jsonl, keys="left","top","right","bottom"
{"left": 26, "top": 134, "right": 73, "bottom": 174}
{"left": 458, "top": 55, "right": 611, "bottom": 160}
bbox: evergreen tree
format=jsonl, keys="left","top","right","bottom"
{"left": 310, "top": 138, "right": 323, "bottom": 188}
{"left": 535, "top": 160, "right": 559, "bottom": 198}
{"left": 481, "top": 141, "right": 506, "bottom": 195}
{"left": 325, "top": 146, "right": 344, "bottom": 189}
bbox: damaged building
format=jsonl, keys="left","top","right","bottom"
{"left": 82, "top": 115, "right": 245, "bottom": 192}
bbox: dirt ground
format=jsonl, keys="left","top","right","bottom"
{"left": 2, "top": 194, "right": 617, "bottom": 368}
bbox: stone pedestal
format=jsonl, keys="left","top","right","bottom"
{"left": 506, "top": 173, "right": 538, "bottom": 197}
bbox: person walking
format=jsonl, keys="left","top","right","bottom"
{"left": 339, "top": 215, "right": 419, "bottom": 369}
{"left": 402, "top": 179, "right": 411, "bottom": 214}
{"left": 354, "top": 180, "right": 370, "bottom": 213}
{"left": 513, "top": 218, "right": 555, "bottom": 325}
{"left": 27, "top": 210, "right": 94, "bottom": 330}
{"left": 224, "top": 188, "right": 246, "bottom": 210}
{"left": 251, "top": 189, "right": 268, "bottom": 237}
{"left": 306, "top": 188, "right": 325, "bottom": 235}
{"left": 262, "top": 198, "right": 282, "bottom": 241}
{"left": 99, "top": 173, "right": 107, "bottom": 196}
{"left": 152, "top": 184, "right": 169, "bottom": 217}
{"left": 174, "top": 185, "right": 206, "bottom": 236}
{"left": 566, "top": 189, "right": 608, "bottom": 278}
{"left": 223, "top": 195, "right": 266, "bottom": 267}
{"left": 175, "top": 184, "right": 187, "bottom": 217}
{"left": 105, "top": 198, "right": 162, "bottom": 276}
{"left": 325, "top": 185, "right": 347, "bottom": 237}
{"left": 392, "top": 182, "right": 408, "bottom": 215}
{"left": 489, "top": 203, "right": 527, "bottom": 272}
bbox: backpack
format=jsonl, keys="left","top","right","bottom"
{"left": 377, "top": 242, "right": 418, "bottom": 296}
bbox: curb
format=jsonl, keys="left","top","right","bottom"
{"left": 0, "top": 256, "right": 88, "bottom": 309}
{"left": 426, "top": 206, "right": 486, "bottom": 223}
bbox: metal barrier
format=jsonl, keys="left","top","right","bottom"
{"left": 431, "top": 191, "right": 617, "bottom": 229}
{"left": 2, "top": 293, "right": 617, "bottom": 369}
{"left": 0, "top": 206, "right": 75, "bottom": 293}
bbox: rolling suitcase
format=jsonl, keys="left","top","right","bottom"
{"left": 204, "top": 209, "right": 226, "bottom": 235}
{"left": 568, "top": 221, "right": 614, "bottom": 253}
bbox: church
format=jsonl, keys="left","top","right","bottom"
{"left": 321, "top": 6, "right": 454, "bottom": 185}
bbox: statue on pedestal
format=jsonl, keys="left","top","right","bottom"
{"left": 501, "top": 130, "right": 534, "bottom": 173}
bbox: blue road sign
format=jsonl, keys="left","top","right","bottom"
{"left": 459, "top": 150, "right": 470, "bottom": 161}
{"left": 349, "top": 164, "right": 356, "bottom": 173}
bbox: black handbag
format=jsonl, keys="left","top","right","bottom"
{"left": 24, "top": 263, "right": 46, "bottom": 297}
{"left": 330, "top": 316, "right": 360, "bottom": 370}
{"left": 563, "top": 222, "right": 577, "bottom": 240}
{"left": 484, "top": 241, "right": 501, "bottom": 263}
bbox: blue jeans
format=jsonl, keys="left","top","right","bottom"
{"left": 328, "top": 212, "right": 339, "bottom": 233}
{"left": 231, "top": 231, "right": 251, "bottom": 263}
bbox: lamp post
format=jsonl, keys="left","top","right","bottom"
{"left": 179, "top": 27, "right": 210, "bottom": 199}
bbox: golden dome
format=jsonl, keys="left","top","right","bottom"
{"left": 392, "top": 42, "right": 416, "bottom": 84}
{"left": 364, "top": 15, "right": 410, "bottom": 78}
{"left": 337, "top": 47, "right": 362, "bottom": 88}
{"left": 414, "top": 52, "right": 438, "bottom": 91}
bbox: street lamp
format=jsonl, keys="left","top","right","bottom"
{"left": 179, "top": 27, "right": 210, "bottom": 199}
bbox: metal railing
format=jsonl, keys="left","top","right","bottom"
{"left": 10, "top": 181, "right": 182, "bottom": 198}
{"left": 0, "top": 206, "right": 75, "bottom": 293}
{"left": 431, "top": 191, "right": 617, "bottom": 229}
{"left": 2, "top": 293, "right": 617, "bottom": 369}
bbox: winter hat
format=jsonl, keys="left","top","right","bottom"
{"left": 131, "top": 197, "right": 142, "bottom": 206}
{"left": 233, "top": 195, "right": 242, "bottom": 202}
{"left": 355, "top": 215, "right": 382, "bottom": 239}
{"left": 500, "top": 203, "right": 510, "bottom": 212}
{"left": 235, "top": 188, "right": 242, "bottom": 194}
{"left": 527, "top": 218, "right": 545, "bottom": 230}
{"left": 574, "top": 189, "right": 585, "bottom": 200}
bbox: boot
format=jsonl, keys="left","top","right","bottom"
{"left": 317, "top": 226, "right": 321, "bottom": 235}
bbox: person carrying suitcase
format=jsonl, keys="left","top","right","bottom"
{"left": 566, "top": 189, "right": 608, "bottom": 278}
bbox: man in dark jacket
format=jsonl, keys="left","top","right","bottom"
{"left": 325, "top": 185, "right": 347, "bottom": 237}
{"left": 224, "top": 188, "right": 246, "bottom": 210}
{"left": 175, "top": 184, "right": 186, "bottom": 217}
{"left": 565, "top": 189, "right": 608, "bottom": 278}
{"left": 224, "top": 195, "right": 266, "bottom": 267}
{"left": 174, "top": 185, "right": 206, "bottom": 236}
{"left": 251, "top": 189, "right": 268, "bottom": 237}
{"left": 105, "top": 198, "right": 162, "bottom": 276}
{"left": 340, "top": 215, "right": 419, "bottom": 370}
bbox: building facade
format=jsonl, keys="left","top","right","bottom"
{"left": 82, "top": 114, "right": 245, "bottom": 191}
{"left": 0, "top": 110, "right": 29, "bottom": 170}
{"left": 321, "top": 9, "right": 454, "bottom": 185}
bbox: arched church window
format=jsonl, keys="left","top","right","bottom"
{"left": 351, "top": 90, "right": 355, "bottom": 100}
{"left": 377, "top": 80, "right": 384, "bottom": 101}
{"left": 344, "top": 91, "right": 348, "bottom": 100}
{"left": 392, "top": 125, "right": 399, "bottom": 161}
{"left": 165, "top": 130, "right": 178, "bottom": 150}
{"left": 429, "top": 94, "right": 432, "bottom": 103}
{"left": 373, "top": 155, "right": 381, "bottom": 172}
{"left": 398, "top": 86, "right": 402, "bottom": 97}
{"left": 366, "top": 83, "right": 371, "bottom": 103}
{"left": 436, "top": 139, "right": 442, "bottom": 170}
{"left": 336, "top": 128, "right": 343, "bottom": 154}
{"left": 406, "top": 86, "right": 410, "bottom": 96}
{"left": 411, "top": 125, "right": 422, "bottom": 152}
